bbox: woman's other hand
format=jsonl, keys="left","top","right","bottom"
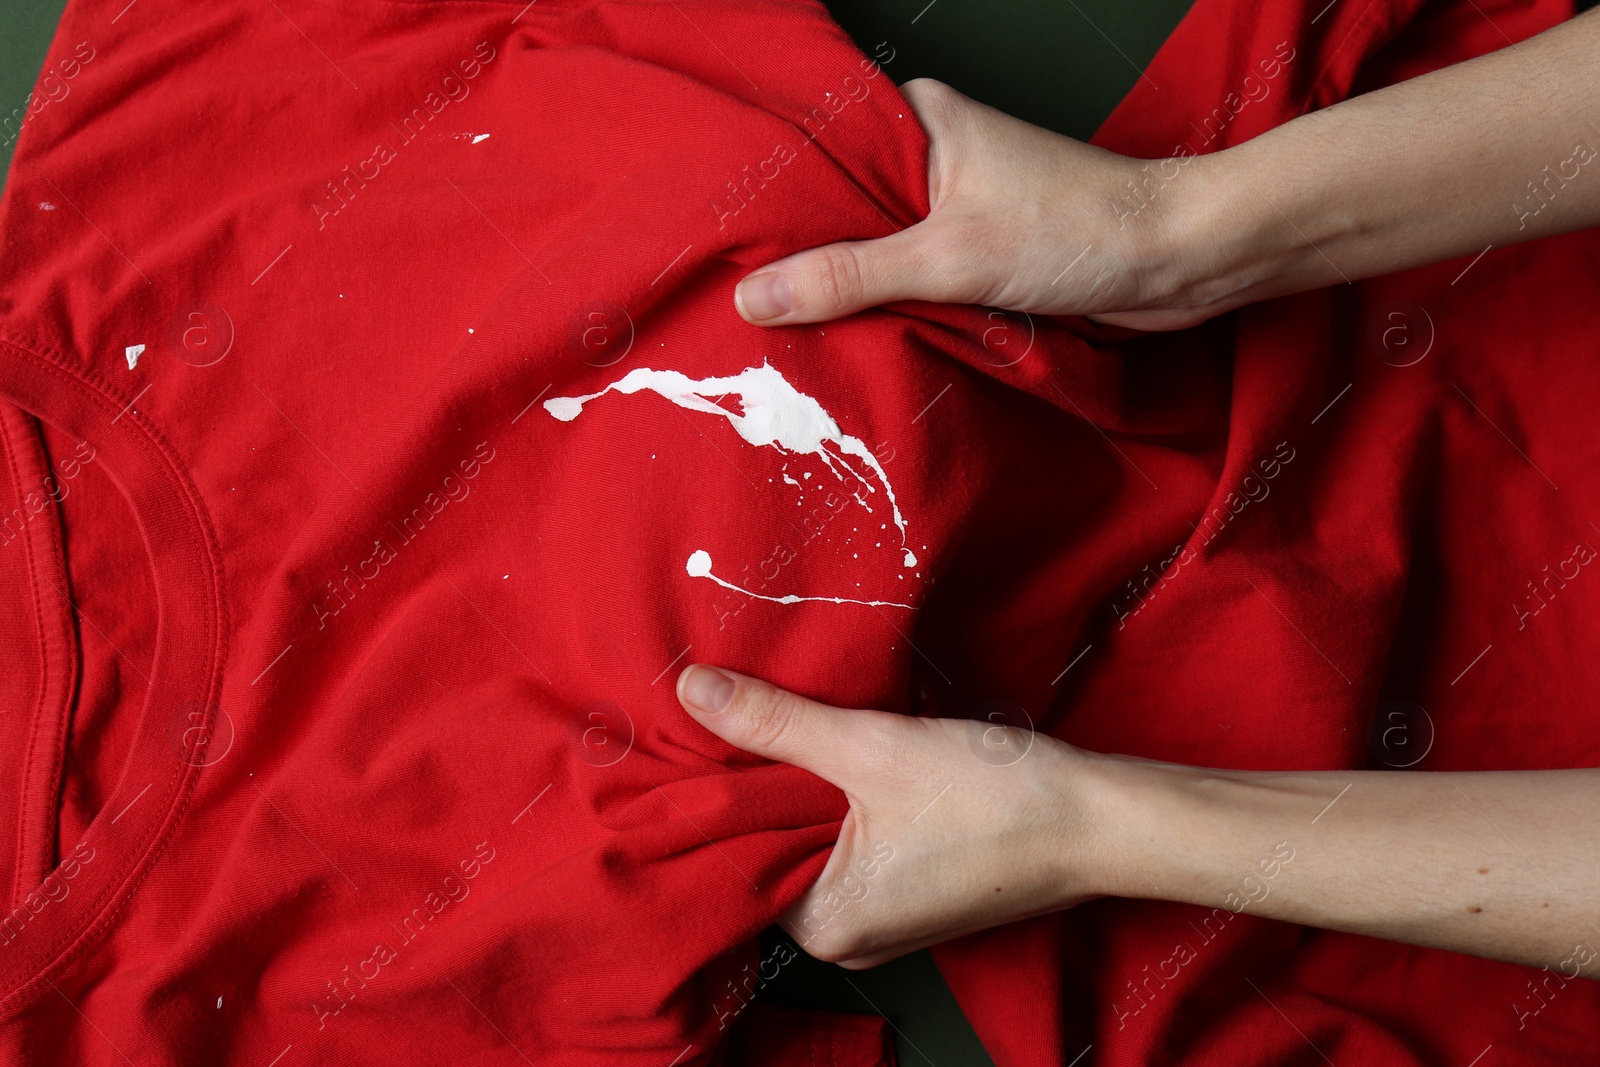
{"left": 732, "top": 78, "right": 1227, "bottom": 332}
{"left": 675, "top": 664, "right": 1109, "bottom": 968}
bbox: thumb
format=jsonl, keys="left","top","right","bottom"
{"left": 733, "top": 223, "right": 958, "bottom": 326}
{"left": 676, "top": 664, "right": 870, "bottom": 783}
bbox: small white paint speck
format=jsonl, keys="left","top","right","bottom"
{"left": 216, "top": 997, "right": 223, "bottom": 1009}
{"left": 502, "top": 574, "right": 509, "bottom": 579}
{"left": 124, "top": 344, "right": 145, "bottom": 369}
{"left": 468, "top": 328, "right": 474, "bottom": 334}
{"left": 39, "top": 201, "right": 56, "bottom": 211}
{"left": 472, "top": 133, "right": 491, "bottom": 144}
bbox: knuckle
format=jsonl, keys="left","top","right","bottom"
{"left": 901, "top": 78, "right": 964, "bottom": 136}
{"left": 804, "top": 245, "right": 867, "bottom": 313}
{"left": 738, "top": 685, "right": 804, "bottom": 751}
{"left": 802, "top": 923, "right": 865, "bottom": 964}
{"left": 901, "top": 77, "right": 955, "bottom": 118}
{"left": 807, "top": 934, "right": 852, "bottom": 964}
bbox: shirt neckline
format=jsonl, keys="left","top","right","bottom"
{"left": 0, "top": 333, "right": 227, "bottom": 1016}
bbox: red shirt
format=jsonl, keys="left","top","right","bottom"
{"left": 0, "top": 0, "right": 1594, "bottom": 1064}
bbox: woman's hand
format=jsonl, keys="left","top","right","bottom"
{"left": 679, "top": 665, "right": 1600, "bottom": 977}
{"left": 733, "top": 78, "right": 1226, "bottom": 332}
{"left": 675, "top": 664, "right": 1111, "bottom": 967}
{"left": 737, "top": 10, "right": 1600, "bottom": 332}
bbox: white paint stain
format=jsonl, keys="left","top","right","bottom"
{"left": 686, "top": 550, "right": 910, "bottom": 609}
{"left": 124, "top": 343, "right": 145, "bottom": 369}
{"left": 39, "top": 201, "right": 56, "bottom": 211}
{"left": 545, "top": 362, "right": 915, "bottom": 567}
{"left": 472, "top": 133, "right": 491, "bottom": 144}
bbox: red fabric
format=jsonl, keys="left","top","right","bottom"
{"left": 0, "top": 0, "right": 1594, "bottom": 1065}
{"left": 723, "top": 1003, "right": 893, "bottom": 1067}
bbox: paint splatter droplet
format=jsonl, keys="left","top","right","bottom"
{"left": 546, "top": 362, "right": 915, "bottom": 564}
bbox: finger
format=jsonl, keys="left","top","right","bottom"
{"left": 897, "top": 76, "right": 958, "bottom": 131}
{"left": 733, "top": 223, "right": 961, "bottom": 326}
{"left": 676, "top": 664, "right": 884, "bottom": 783}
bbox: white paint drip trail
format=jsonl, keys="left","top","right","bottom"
{"left": 545, "top": 361, "right": 917, "bottom": 609}
{"left": 686, "top": 550, "right": 910, "bottom": 608}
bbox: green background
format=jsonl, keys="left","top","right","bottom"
{"left": 1, "top": 0, "right": 68, "bottom": 183}
{"left": 4, "top": 0, "right": 1592, "bottom": 1063}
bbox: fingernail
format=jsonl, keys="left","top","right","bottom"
{"left": 735, "top": 272, "right": 791, "bottom": 322}
{"left": 680, "top": 665, "right": 736, "bottom": 714}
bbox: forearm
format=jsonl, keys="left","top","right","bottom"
{"left": 1074, "top": 755, "right": 1600, "bottom": 975}
{"left": 1171, "top": 8, "right": 1600, "bottom": 309}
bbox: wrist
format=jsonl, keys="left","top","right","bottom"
{"left": 1038, "top": 750, "right": 1180, "bottom": 903}
{"left": 1153, "top": 137, "right": 1351, "bottom": 315}
{"left": 1064, "top": 753, "right": 1264, "bottom": 907}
